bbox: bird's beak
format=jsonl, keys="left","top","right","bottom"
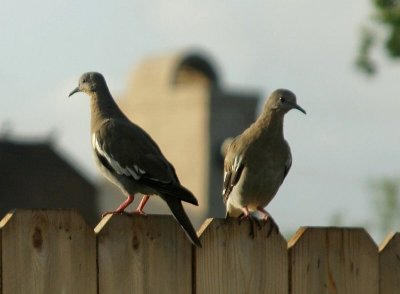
{"left": 293, "top": 103, "right": 306, "bottom": 114}
{"left": 68, "top": 86, "right": 80, "bottom": 97}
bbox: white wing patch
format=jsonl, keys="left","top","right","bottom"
{"left": 93, "top": 133, "right": 146, "bottom": 179}
{"left": 233, "top": 155, "right": 243, "bottom": 173}
{"left": 222, "top": 154, "right": 243, "bottom": 196}
{"left": 127, "top": 166, "right": 145, "bottom": 180}
{"left": 222, "top": 171, "right": 228, "bottom": 195}
{"left": 223, "top": 171, "right": 228, "bottom": 184}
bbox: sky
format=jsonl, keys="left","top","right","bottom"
{"left": 1, "top": 0, "right": 399, "bottom": 241}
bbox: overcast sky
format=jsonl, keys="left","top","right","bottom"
{"left": 1, "top": 0, "right": 398, "bottom": 241}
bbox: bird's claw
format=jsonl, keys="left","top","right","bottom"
{"left": 238, "top": 213, "right": 250, "bottom": 225}
{"left": 237, "top": 210, "right": 280, "bottom": 239}
{"left": 261, "top": 216, "right": 279, "bottom": 237}
{"left": 101, "top": 210, "right": 124, "bottom": 218}
{"left": 237, "top": 213, "right": 262, "bottom": 239}
{"left": 125, "top": 210, "right": 147, "bottom": 216}
{"left": 257, "top": 207, "right": 280, "bottom": 237}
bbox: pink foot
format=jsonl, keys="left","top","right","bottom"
{"left": 101, "top": 210, "right": 124, "bottom": 218}
{"left": 101, "top": 195, "right": 134, "bottom": 218}
{"left": 257, "top": 206, "right": 279, "bottom": 236}
{"left": 237, "top": 206, "right": 260, "bottom": 239}
{"left": 238, "top": 206, "right": 251, "bottom": 223}
{"left": 125, "top": 209, "right": 147, "bottom": 216}
{"left": 135, "top": 209, "right": 147, "bottom": 216}
{"left": 132, "top": 195, "right": 150, "bottom": 216}
{"left": 256, "top": 206, "right": 270, "bottom": 221}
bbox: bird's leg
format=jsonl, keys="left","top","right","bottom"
{"left": 238, "top": 206, "right": 261, "bottom": 239}
{"left": 257, "top": 206, "right": 270, "bottom": 221}
{"left": 257, "top": 206, "right": 279, "bottom": 237}
{"left": 133, "top": 195, "right": 150, "bottom": 215}
{"left": 102, "top": 195, "right": 134, "bottom": 218}
{"left": 238, "top": 206, "right": 251, "bottom": 223}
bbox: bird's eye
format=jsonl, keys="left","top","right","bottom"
{"left": 280, "top": 97, "right": 286, "bottom": 103}
{"left": 82, "top": 79, "right": 87, "bottom": 83}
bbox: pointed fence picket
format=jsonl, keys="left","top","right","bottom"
{"left": 288, "top": 227, "right": 379, "bottom": 294}
{"left": 95, "top": 214, "right": 192, "bottom": 294}
{"left": 0, "top": 209, "right": 96, "bottom": 294}
{"left": 379, "top": 232, "right": 400, "bottom": 294}
{"left": 195, "top": 217, "right": 288, "bottom": 294}
{"left": 0, "top": 209, "right": 398, "bottom": 294}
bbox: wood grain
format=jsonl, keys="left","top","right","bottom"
{"left": 0, "top": 209, "right": 96, "bottom": 294}
{"left": 96, "top": 214, "right": 192, "bottom": 294}
{"left": 289, "top": 227, "right": 378, "bottom": 294}
{"left": 195, "top": 217, "right": 288, "bottom": 294}
{"left": 0, "top": 211, "right": 390, "bottom": 293}
{"left": 379, "top": 232, "right": 400, "bottom": 294}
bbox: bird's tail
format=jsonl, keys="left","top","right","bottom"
{"left": 160, "top": 194, "right": 202, "bottom": 247}
{"left": 140, "top": 178, "right": 198, "bottom": 206}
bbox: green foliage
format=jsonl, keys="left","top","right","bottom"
{"left": 374, "top": 0, "right": 400, "bottom": 10}
{"left": 386, "top": 27, "right": 400, "bottom": 56}
{"left": 355, "top": 27, "right": 377, "bottom": 75}
{"left": 329, "top": 211, "right": 345, "bottom": 227}
{"left": 356, "top": 0, "right": 400, "bottom": 74}
{"left": 370, "top": 177, "right": 400, "bottom": 234}
{"left": 329, "top": 177, "right": 400, "bottom": 240}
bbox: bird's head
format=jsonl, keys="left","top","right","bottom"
{"left": 265, "top": 89, "right": 306, "bottom": 115}
{"left": 68, "top": 72, "right": 107, "bottom": 97}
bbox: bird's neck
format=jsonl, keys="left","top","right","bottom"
{"left": 90, "top": 90, "right": 125, "bottom": 131}
{"left": 256, "top": 110, "right": 285, "bottom": 139}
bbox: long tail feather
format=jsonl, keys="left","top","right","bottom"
{"left": 160, "top": 195, "right": 202, "bottom": 247}
{"left": 140, "top": 178, "right": 198, "bottom": 205}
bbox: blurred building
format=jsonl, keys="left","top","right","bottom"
{"left": 0, "top": 138, "right": 98, "bottom": 225}
{"left": 98, "top": 50, "right": 259, "bottom": 225}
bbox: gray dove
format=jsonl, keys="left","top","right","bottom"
{"left": 69, "top": 72, "right": 201, "bottom": 247}
{"left": 222, "top": 89, "right": 305, "bottom": 227}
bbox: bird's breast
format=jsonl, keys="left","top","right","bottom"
{"left": 233, "top": 148, "right": 287, "bottom": 206}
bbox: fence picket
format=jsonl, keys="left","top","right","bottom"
{"left": 195, "top": 217, "right": 288, "bottom": 294}
{"left": 0, "top": 210, "right": 395, "bottom": 293}
{"left": 0, "top": 209, "right": 96, "bottom": 294}
{"left": 379, "top": 232, "right": 400, "bottom": 294}
{"left": 95, "top": 214, "right": 192, "bottom": 294}
{"left": 289, "top": 227, "right": 378, "bottom": 294}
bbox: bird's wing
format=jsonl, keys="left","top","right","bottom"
{"left": 283, "top": 151, "right": 292, "bottom": 180}
{"left": 94, "top": 120, "right": 173, "bottom": 182}
{"left": 282, "top": 141, "right": 292, "bottom": 181}
{"left": 222, "top": 139, "right": 245, "bottom": 203}
{"left": 94, "top": 119, "right": 197, "bottom": 204}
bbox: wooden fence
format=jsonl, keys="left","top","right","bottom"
{"left": 0, "top": 209, "right": 398, "bottom": 294}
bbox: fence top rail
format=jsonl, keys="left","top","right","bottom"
{"left": 288, "top": 226, "right": 377, "bottom": 249}
{"left": 0, "top": 209, "right": 397, "bottom": 250}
